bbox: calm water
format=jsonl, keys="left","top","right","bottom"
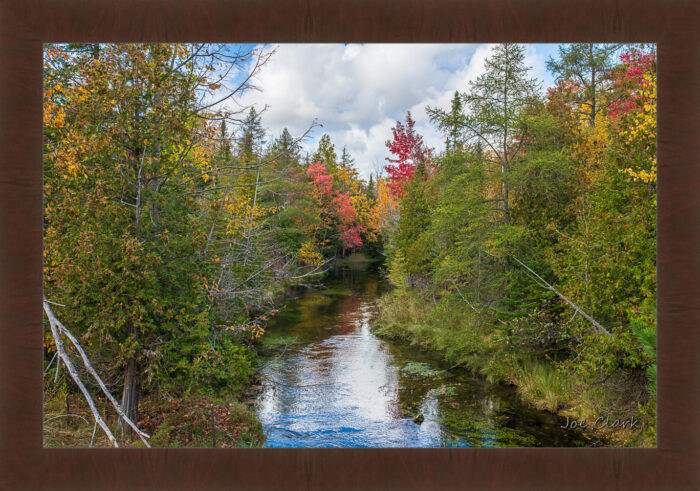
{"left": 255, "top": 264, "right": 589, "bottom": 448}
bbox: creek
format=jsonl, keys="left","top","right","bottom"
{"left": 255, "top": 264, "right": 588, "bottom": 448}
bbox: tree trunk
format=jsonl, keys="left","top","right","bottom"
{"left": 243, "top": 167, "right": 261, "bottom": 266}
{"left": 590, "top": 44, "right": 596, "bottom": 128}
{"left": 117, "top": 356, "right": 139, "bottom": 433}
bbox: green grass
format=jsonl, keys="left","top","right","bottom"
{"left": 510, "top": 357, "right": 575, "bottom": 412}
{"left": 373, "top": 288, "right": 654, "bottom": 447}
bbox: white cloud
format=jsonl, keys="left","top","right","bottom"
{"left": 224, "top": 43, "right": 556, "bottom": 178}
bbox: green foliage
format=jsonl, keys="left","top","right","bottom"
{"left": 378, "top": 43, "right": 657, "bottom": 446}
{"left": 312, "top": 134, "right": 338, "bottom": 172}
{"left": 161, "top": 320, "right": 255, "bottom": 398}
{"left": 44, "top": 44, "right": 221, "bottom": 398}
{"left": 546, "top": 43, "right": 620, "bottom": 127}
{"left": 395, "top": 163, "right": 433, "bottom": 283}
{"left": 630, "top": 306, "right": 656, "bottom": 399}
{"left": 500, "top": 308, "right": 573, "bottom": 355}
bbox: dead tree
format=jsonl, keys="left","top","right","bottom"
{"left": 43, "top": 297, "right": 151, "bottom": 447}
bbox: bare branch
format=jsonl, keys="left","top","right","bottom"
{"left": 509, "top": 256, "right": 610, "bottom": 336}
{"left": 44, "top": 351, "right": 58, "bottom": 375}
{"left": 43, "top": 299, "right": 119, "bottom": 447}
{"left": 43, "top": 298, "right": 152, "bottom": 447}
{"left": 90, "top": 421, "right": 98, "bottom": 448}
{"left": 195, "top": 48, "right": 274, "bottom": 113}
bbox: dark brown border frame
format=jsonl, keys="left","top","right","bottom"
{"left": 1, "top": 1, "right": 698, "bottom": 489}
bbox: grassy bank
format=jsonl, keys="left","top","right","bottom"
{"left": 373, "top": 288, "right": 655, "bottom": 447}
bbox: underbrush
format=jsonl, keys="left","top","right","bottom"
{"left": 373, "top": 288, "right": 656, "bottom": 447}
{"left": 140, "top": 391, "right": 264, "bottom": 448}
{"left": 43, "top": 381, "right": 264, "bottom": 448}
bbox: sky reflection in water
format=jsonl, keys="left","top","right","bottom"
{"left": 256, "top": 268, "right": 587, "bottom": 448}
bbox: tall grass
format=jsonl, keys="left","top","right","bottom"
{"left": 373, "top": 288, "right": 654, "bottom": 446}
{"left": 511, "top": 358, "right": 575, "bottom": 412}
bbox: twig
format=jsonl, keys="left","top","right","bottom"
{"left": 44, "top": 351, "right": 58, "bottom": 375}
{"left": 442, "top": 364, "right": 463, "bottom": 373}
{"left": 53, "top": 352, "right": 61, "bottom": 384}
{"left": 453, "top": 286, "right": 481, "bottom": 314}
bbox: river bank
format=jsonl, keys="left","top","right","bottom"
{"left": 43, "top": 380, "right": 266, "bottom": 448}
{"left": 42, "top": 263, "right": 326, "bottom": 448}
{"left": 253, "top": 265, "right": 593, "bottom": 448}
{"left": 44, "top": 262, "right": 648, "bottom": 448}
{"left": 372, "top": 287, "right": 655, "bottom": 447}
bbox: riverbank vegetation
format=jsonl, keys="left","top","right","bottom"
{"left": 42, "top": 43, "right": 380, "bottom": 447}
{"left": 374, "top": 43, "right": 657, "bottom": 447}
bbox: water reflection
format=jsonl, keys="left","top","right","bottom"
{"left": 256, "top": 267, "right": 587, "bottom": 448}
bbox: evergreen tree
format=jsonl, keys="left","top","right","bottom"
{"left": 395, "top": 161, "right": 432, "bottom": 285}
{"left": 463, "top": 43, "right": 540, "bottom": 225}
{"left": 366, "top": 174, "right": 376, "bottom": 204}
{"left": 429, "top": 90, "right": 466, "bottom": 153}
{"left": 546, "top": 43, "right": 620, "bottom": 127}
{"left": 44, "top": 44, "right": 229, "bottom": 429}
{"left": 340, "top": 146, "right": 355, "bottom": 169}
{"left": 312, "top": 134, "right": 338, "bottom": 173}
{"left": 236, "top": 107, "right": 266, "bottom": 199}
{"left": 271, "top": 128, "right": 301, "bottom": 167}
{"left": 429, "top": 44, "right": 540, "bottom": 225}
{"left": 216, "top": 120, "right": 232, "bottom": 161}
{"left": 237, "top": 107, "right": 266, "bottom": 157}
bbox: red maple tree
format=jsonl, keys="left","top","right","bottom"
{"left": 384, "top": 112, "right": 430, "bottom": 198}
{"left": 609, "top": 49, "right": 656, "bottom": 120}
{"left": 306, "top": 161, "right": 365, "bottom": 251}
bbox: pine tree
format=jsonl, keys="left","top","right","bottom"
{"left": 546, "top": 43, "right": 620, "bottom": 127}
{"left": 340, "top": 146, "right": 355, "bottom": 169}
{"left": 237, "top": 107, "right": 266, "bottom": 157}
{"left": 312, "top": 134, "right": 338, "bottom": 173}
{"left": 462, "top": 43, "right": 540, "bottom": 225}
{"left": 273, "top": 128, "right": 300, "bottom": 166}
{"left": 366, "top": 174, "right": 376, "bottom": 204}
{"left": 428, "top": 90, "right": 465, "bottom": 153}
{"left": 236, "top": 107, "right": 266, "bottom": 199}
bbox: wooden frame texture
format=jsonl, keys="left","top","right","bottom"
{"left": 0, "top": 1, "right": 697, "bottom": 489}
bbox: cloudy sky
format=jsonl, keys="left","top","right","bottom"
{"left": 224, "top": 44, "right": 561, "bottom": 178}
